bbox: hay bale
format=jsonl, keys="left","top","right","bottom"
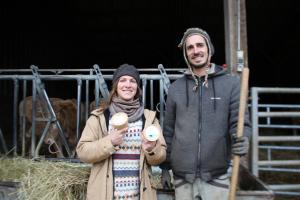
{"left": 0, "top": 157, "right": 90, "bottom": 200}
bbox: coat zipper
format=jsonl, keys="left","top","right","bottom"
{"left": 196, "top": 78, "right": 203, "bottom": 176}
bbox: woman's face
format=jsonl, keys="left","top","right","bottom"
{"left": 117, "top": 75, "right": 138, "bottom": 101}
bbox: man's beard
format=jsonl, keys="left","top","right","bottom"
{"left": 191, "top": 57, "right": 209, "bottom": 69}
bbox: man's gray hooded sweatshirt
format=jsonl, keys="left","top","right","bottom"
{"left": 161, "top": 65, "right": 252, "bottom": 183}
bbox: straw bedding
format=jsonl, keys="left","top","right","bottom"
{"left": 0, "top": 157, "right": 90, "bottom": 200}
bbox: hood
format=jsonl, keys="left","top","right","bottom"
{"left": 184, "top": 64, "right": 228, "bottom": 80}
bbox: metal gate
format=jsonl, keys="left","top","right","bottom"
{"left": 251, "top": 87, "right": 300, "bottom": 197}
{"left": 0, "top": 64, "right": 182, "bottom": 158}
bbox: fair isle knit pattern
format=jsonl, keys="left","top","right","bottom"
{"left": 109, "top": 119, "right": 143, "bottom": 200}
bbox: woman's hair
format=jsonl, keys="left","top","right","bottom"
{"left": 99, "top": 78, "right": 142, "bottom": 110}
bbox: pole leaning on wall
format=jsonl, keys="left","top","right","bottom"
{"left": 228, "top": 67, "right": 250, "bottom": 200}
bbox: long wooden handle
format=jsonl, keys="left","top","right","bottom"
{"left": 228, "top": 67, "right": 249, "bottom": 200}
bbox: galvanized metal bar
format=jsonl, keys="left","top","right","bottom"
{"left": 150, "top": 80, "right": 154, "bottom": 110}
{"left": 93, "top": 64, "right": 109, "bottom": 100}
{"left": 258, "top": 160, "right": 300, "bottom": 166}
{"left": 94, "top": 74, "right": 100, "bottom": 108}
{"left": 258, "top": 124, "right": 300, "bottom": 129}
{"left": 269, "top": 184, "right": 300, "bottom": 190}
{"left": 267, "top": 148, "right": 271, "bottom": 163}
{"left": 158, "top": 64, "right": 170, "bottom": 94}
{"left": 21, "top": 80, "right": 27, "bottom": 157}
{"left": 142, "top": 78, "right": 147, "bottom": 106}
{"left": 85, "top": 72, "right": 91, "bottom": 121}
{"left": 273, "top": 191, "right": 300, "bottom": 196}
{"left": 12, "top": 78, "right": 19, "bottom": 156}
{"left": 259, "top": 145, "right": 300, "bottom": 150}
{"left": 258, "top": 112, "right": 300, "bottom": 117}
{"left": 159, "top": 79, "right": 164, "bottom": 127}
{"left": 0, "top": 68, "right": 186, "bottom": 73}
{"left": 76, "top": 79, "right": 82, "bottom": 143}
{"left": 31, "top": 81, "right": 37, "bottom": 157}
{"left": 0, "top": 74, "right": 182, "bottom": 81}
{"left": 259, "top": 167, "right": 300, "bottom": 173}
{"left": 251, "top": 87, "right": 259, "bottom": 176}
{"left": 259, "top": 136, "right": 300, "bottom": 142}
{"left": 0, "top": 68, "right": 98, "bottom": 73}
{"left": 258, "top": 104, "right": 300, "bottom": 109}
{"left": 252, "top": 87, "right": 300, "bottom": 93}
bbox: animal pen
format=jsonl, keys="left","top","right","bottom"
{"left": 1, "top": 65, "right": 299, "bottom": 199}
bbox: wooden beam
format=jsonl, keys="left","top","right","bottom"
{"left": 223, "top": 0, "right": 249, "bottom": 74}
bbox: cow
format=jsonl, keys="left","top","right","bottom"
{"left": 19, "top": 96, "right": 78, "bottom": 158}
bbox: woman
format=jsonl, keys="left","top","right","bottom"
{"left": 76, "top": 64, "right": 167, "bottom": 200}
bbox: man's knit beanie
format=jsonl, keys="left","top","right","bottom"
{"left": 112, "top": 64, "right": 140, "bottom": 85}
{"left": 178, "top": 27, "right": 215, "bottom": 56}
{"left": 178, "top": 27, "right": 215, "bottom": 91}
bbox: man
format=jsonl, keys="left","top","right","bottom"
{"left": 160, "top": 27, "right": 251, "bottom": 200}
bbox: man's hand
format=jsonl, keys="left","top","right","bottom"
{"left": 232, "top": 134, "right": 249, "bottom": 156}
{"left": 161, "top": 169, "right": 172, "bottom": 189}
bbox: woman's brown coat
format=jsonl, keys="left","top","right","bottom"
{"left": 76, "top": 109, "right": 167, "bottom": 200}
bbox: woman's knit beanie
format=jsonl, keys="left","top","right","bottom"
{"left": 112, "top": 64, "right": 140, "bottom": 85}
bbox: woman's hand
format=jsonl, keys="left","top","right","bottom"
{"left": 141, "top": 132, "right": 157, "bottom": 152}
{"left": 109, "top": 127, "right": 128, "bottom": 146}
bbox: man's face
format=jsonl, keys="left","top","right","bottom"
{"left": 185, "top": 34, "right": 209, "bottom": 68}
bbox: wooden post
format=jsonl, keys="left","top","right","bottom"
{"left": 223, "top": 0, "right": 237, "bottom": 74}
{"left": 223, "top": 0, "right": 249, "bottom": 74}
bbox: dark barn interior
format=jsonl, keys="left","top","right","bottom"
{"left": 0, "top": 0, "right": 299, "bottom": 147}
{"left": 1, "top": 2, "right": 300, "bottom": 199}
{"left": 1, "top": 0, "right": 298, "bottom": 85}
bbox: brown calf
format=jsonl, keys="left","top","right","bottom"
{"left": 19, "top": 96, "right": 78, "bottom": 158}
